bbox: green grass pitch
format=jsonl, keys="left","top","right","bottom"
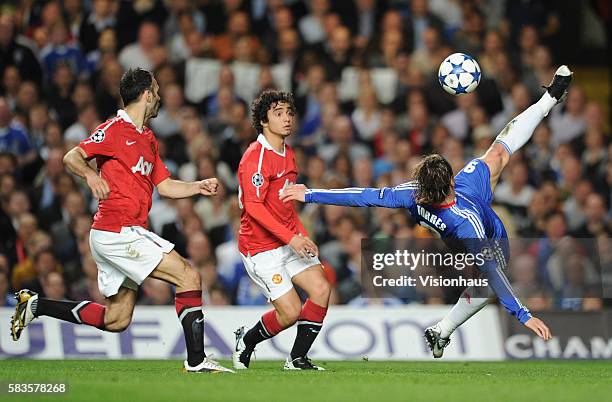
{"left": 1, "top": 360, "right": 609, "bottom": 402}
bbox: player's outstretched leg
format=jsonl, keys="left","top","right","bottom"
{"left": 494, "top": 65, "right": 572, "bottom": 155}
{"left": 284, "top": 265, "right": 330, "bottom": 370}
{"left": 11, "top": 289, "right": 109, "bottom": 341}
{"left": 151, "top": 250, "right": 233, "bottom": 373}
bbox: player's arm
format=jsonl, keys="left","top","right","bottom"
{"left": 481, "top": 255, "right": 551, "bottom": 340}
{"left": 457, "top": 227, "right": 551, "bottom": 340}
{"left": 63, "top": 146, "right": 110, "bottom": 200}
{"left": 280, "top": 184, "right": 410, "bottom": 208}
{"left": 156, "top": 177, "right": 219, "bottom": 198}
{"left": 244, "top": 201, "right": 318, "bottom": 258}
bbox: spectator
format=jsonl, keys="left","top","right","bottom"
{"left": 1, "top": 65, "right": 22, "bottom": 109}
{"left": 299, "top": 0, "right": 330, "bottom": 45}
{"left": 21, "top": 248, "right": 62, "bottom": 294}
{"left": 406, "top": 0, "right": 445, "bottom": 53}
{"left": 210, "top": 11, "right": 260, "bottom": 62}
{"left": 0, "top": 13, "right": 43, "bottom": 85}
{"left": 573, "top": 193, "right": 610, "bottom": 237}
{"left": 351, "top": 84, "right": 381, "bottom": 143}
{"left": 562, "top": 179, "right": 593, "bottom": 232}
{"left": 0, "top": 97, "right": 34, "bottom": 164}
{"left": 94, "top": 58, "right": 122, "bottom": 120}
{"left": 550, "top": 87, "right": 587, "bottom": 146}
{"left": 318, "top": 115, "right": 370, "bottom": 163}
{"left": 41, "top": 271, "right": 67, "bottom": 299}
{"left": 118, "top": 21, "right": 166, "bottom": 71}
{"left": 86, "top": 28, "right": 118, "bottom": 72}
{"left": 218, "top": 100, "right": 256, "bottom": 174}
{"left": 186, "top": 231, "right": 214, "bottom": 268}
{"left": 64, "top": 103, "right": 100, "bottom": 146}
{"left": 410, "top": 26, "right": 449, "bottom": 76}
{"left": 209, "top": 282, "right": 230, "bottom": 306}
{"left": 40, "top": 21, "right": 90, "bottom": 80}
{"left": 495, "top": 161, "right": 535, "bottom": 211}
{"left": 150, "top": 83, "right": 183, "bottom": 138}
{"left": 78, "top": 0, "right": 118, "bottom": 54}
{"left": 46, "top": 64, "right": 77, "bottom": 129}
{"left": 317, "top": 25, "right": 354, "bottom": 82}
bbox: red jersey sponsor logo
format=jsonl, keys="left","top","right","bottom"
{"left": 78, "top": 110, "right": 170, "bottom": 232}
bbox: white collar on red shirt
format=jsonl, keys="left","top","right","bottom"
{"left": 257, "top": 134, "right": 285, "bottom": 157}
{"left": 117, "top": 109, "right": 144, "bottom": 134}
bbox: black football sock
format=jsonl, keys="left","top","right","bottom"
{"left": 176, "top": 291, "right": 206, "bottom": 366}
{"left": 244, "top": 310, "right": 284, "bottom": 349}
{"left": 243, "top": 321, "right": 269, "bottom": 350}
{"left": 36, "top": 299, "right": 106, "bottom": 329}
{"left": 290, "top": 300, "right": 327, "bottom": 359}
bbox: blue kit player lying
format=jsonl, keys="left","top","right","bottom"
{"left": 280, "top": 65, "right": 573, "bottom": 357}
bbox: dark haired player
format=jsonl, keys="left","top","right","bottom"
{"left": 233, "top": 90, "right": 331, "bottom": 370}
{"left": 282, "top": 66, "right": 573, "bottom": 358}
{"left": 11, "top": 68, "right": 233, "bottom": 373}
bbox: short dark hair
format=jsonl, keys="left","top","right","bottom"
{"left": 251, "top": 89, "right": 295, "bottom": 133}
{"left": 413, "top": 154, "right": 453, "bottom": 205}
{"left": 119, "top": 68, "right": 153, "bottom": 107}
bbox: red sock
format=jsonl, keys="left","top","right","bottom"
{"left": 175, "top": 290, "right": 203, "bottom": 316}
{"left": 298, "top": 299, "right": 328, "bottom": 324}
{"left": 78, "top": 302, "right": 106, "bottom": 329}
{"left": 261, "top": 309, "right": 284, "bottom": 336}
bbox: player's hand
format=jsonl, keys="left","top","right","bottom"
{"left": 199, "top": 178, "right": 219, "bottom": 196}
{"left": 86, "top": 173, "right": 110, "bottom": 200}
{"left": 289, "top": 234, "right": 318, "bottom": 258}
{"left": 524, "top": 317, "right": 552, "bottom": 340}
{"left": 280, "top": 184, "right": 308, "bottom": 203}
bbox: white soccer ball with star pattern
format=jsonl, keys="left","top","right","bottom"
{"left": 438, "top": 53, "right": 481, "bottom": 95}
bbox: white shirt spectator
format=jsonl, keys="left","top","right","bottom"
{"left": 64, "top": 122, "right": 88, "bottom": 144}
{"left": 351, "top": 108, "right": 381, "bottom": 141}
{"left": 549, "top": 107, "right": 586, "bottom": 146}
{"left": 494, "top": 181, "right": 535, "bottom": 208}
{"left": 150, "top": 108, "right": 180, "bottom": 138}
{"left": 119, "top": 44, "right": 153, "bottom": 71}
{"left": 299, "top": 15, "right": 325, "bottom": 44}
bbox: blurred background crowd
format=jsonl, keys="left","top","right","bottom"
{"left": 0, "top": 0, "right": 609, "bottom": 311}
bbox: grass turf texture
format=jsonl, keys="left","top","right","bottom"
{"left": 1, "top": 360, "right": 609, "bottom": 402}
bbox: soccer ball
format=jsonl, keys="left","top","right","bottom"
{"left": 438, "top": 53, "right": 481, "bottom": 95}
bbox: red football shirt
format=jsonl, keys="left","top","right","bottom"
{"left": 78, "top": 110, "right": 171, "bottom": 232}
{"left": 238, "top": 134, "right": 304, "bottom": 255}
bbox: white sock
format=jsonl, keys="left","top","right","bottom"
{"left": 494, "top": 92, "right": 557, "bottom": 155}
{"left": 437, "top": 287, "right": 490, "bottom": 338}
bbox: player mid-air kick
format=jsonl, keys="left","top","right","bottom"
{"left": 281, "top": 65, "right": 573, "bottom": 358}
{"left": 10, "top": 68, "right": 233, "bottom": 373}
{"left": 233, "top": 90, "right": 331, "bottom": 370}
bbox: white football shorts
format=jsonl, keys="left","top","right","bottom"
{"left": 89, "top": 226, "right": 174, "bottom": 297}
{"left": 240, "top": 244, "right": 321, "bottom": 301}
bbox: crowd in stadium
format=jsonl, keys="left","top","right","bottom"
{"left": 0, "top": 0, "right": 608, "bottom": 310}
